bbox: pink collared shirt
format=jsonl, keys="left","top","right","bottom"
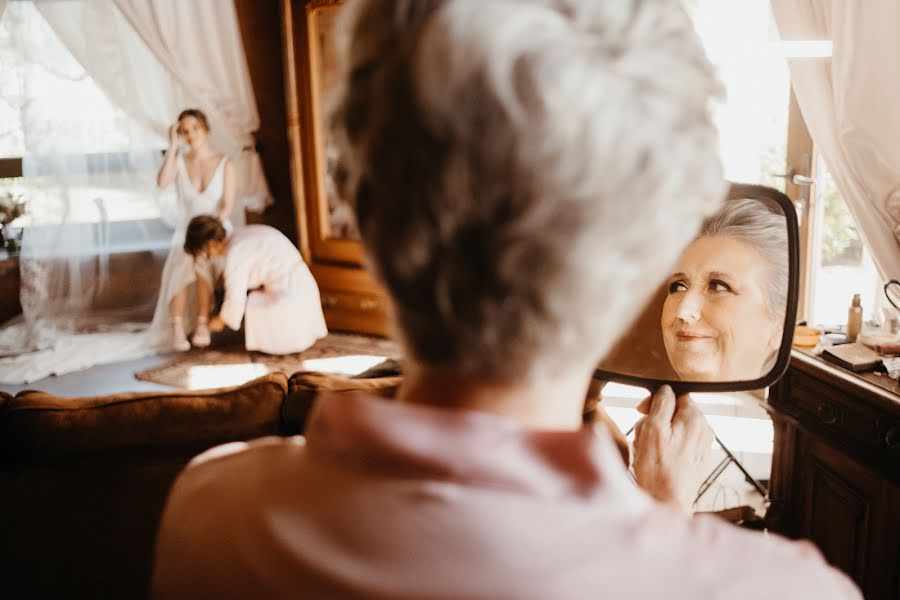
{"left": 152, "top": 392, "right": 860, "bottom": 599}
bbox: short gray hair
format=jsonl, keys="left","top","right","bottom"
{"left": 700, "top": 195, "right": 789, "bottom": 323}
{"left": 333, "top": 0, "right": 726, "bottom": 380}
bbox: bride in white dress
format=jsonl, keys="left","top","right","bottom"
{"left": 155, "top": 108, "right": 235, "bottom": 351}
{"left": 0, "top": 109, "right": 239, "bottom": 383}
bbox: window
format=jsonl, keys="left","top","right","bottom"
{"left": 805, "top": 158, "right": 881, "bottom": 327}
{"left": 0, "top": 2, "right": 169, "bottom": 234}
{"left": 692, "top": 0, "right": 879, "bottom": 329}
{"left": 690, "top": 0, "right": 791, "bottom": 190}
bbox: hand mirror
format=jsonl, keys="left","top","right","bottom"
{"left": 594, "top": 183, "right": 799, "bottom": 392}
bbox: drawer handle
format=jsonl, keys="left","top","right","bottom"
{"left": 885, "top": 425, "right": 900, "bottom": 450}
{"left": 816, "top": 402, "right": 837, "bottom": 425}
{"left": 321, "top": 294, "right": 339, "bottom": 308}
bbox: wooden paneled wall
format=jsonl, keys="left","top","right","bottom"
{"left": 234, "top": 0, "right": 297, "bottom": 244}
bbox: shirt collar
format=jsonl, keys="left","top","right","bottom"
{"left": 304, "top": 391, "right": 639, "bottom": 500}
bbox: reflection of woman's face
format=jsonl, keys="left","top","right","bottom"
{"left": 178, "top": 116, "right": 208, "bottom": 150}
{"left": 661, "top": 236, "right": 781, "bottom": 382}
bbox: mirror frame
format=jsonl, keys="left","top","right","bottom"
{"left": 593, "top": 183, "right": 800, "bottom": 393}
{"left": 296, "top": 0, "right": 364, "bottom": 266}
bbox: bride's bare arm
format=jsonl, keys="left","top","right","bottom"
{"left": 157, "top": 123, "right": 180, "bottom": 188}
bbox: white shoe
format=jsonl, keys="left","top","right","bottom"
{"left": 172, "top": 316, "right": 191, "bottom": 352}
{"left": 173, "top": 336, "right": 191, "bottom": 352}
{"left": 192, "top": 323, "right": 211, "bottom": 348}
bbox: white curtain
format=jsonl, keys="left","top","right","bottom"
{"left": 0, "top": 0, "right": 271, "bottom": 383}
{"left": 770, "top": 0, "right": 900, "bottom": 279}
{"left": 0, "top": 1, "right": 171, "bottom": 382}
{"left": 112, "top": 0, "right": 271, "bottom": 212}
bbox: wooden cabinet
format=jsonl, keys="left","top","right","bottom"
{"left": 767, "top": 351, "right": 900, "bottom": 599}
{"left": 281, "top": 0, "right": 391, "bottom": 335}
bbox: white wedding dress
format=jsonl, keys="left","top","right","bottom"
{"left": 150, "top": 153, "right": 230, "bottom": 344}
{"left": 0, "top": 153, "right": 234, "bottom": 384}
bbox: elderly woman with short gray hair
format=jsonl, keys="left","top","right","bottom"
{"left": 662, "top": 194, "right": 790, "bottom": 382}
{"left": 152, "top": 1, "right": 859, "bottom": 598}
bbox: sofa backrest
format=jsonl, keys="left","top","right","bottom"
{"left": 2, "top": 372, "right": 289, "bottom": 456}
{"left": 0, "top": 373, "right": 288, "bottom": 600}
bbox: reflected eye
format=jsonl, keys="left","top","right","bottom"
{"left": 668, "top": 281, "right": 688, "bottom": 294}
{"left": 709, "top": 279, "right": 733, "bottom": 293}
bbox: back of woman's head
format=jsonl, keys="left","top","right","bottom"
{"left": 184, "top": 215, "right": 226, "bottom": 256}
{"left": 333, "top": 0, "right": 727, "bottom": 381}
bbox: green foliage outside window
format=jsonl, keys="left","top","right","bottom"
{"left": 820, "top": 184, "right": 863, "bottom": 266}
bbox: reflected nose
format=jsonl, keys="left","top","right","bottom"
{"left": 675, "top": 290, "right": 703, "bottom": 323}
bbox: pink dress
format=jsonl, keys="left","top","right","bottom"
{"left": 152, "top": 392, "right": 860, "bottom": 600}
{"left": 218, "top": 225, "right": 326, "bottom": 354}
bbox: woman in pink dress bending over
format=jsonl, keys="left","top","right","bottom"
{"left": 155, "top": 109, "right": 235, "bottom": 351}
{"left": 183, "top": 215, "right": 327, "bottom": 354}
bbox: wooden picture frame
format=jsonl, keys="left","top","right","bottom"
{"left": 282, "top": 0, "right": 390, "bottom": 335}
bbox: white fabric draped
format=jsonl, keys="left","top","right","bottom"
{"left": 0, "top": 0, "right": 271, "bottom": 383}
{"left": 0, "top": 1, "right": 170, "bottom": 382}
{"left": 770, "top": 0, "right": 900, "bottom": 279}
{"left": 112, "top": 0, "right": 271, "bottom": 212}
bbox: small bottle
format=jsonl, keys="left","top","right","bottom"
{"left": 847, "top": 294, "right": 863, "bottom": 342}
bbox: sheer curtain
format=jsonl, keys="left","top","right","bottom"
{"left": 0, "top": 0, "right": 271, "bottom": 383}
{"left": 0, "top": 1, "right": 170, "bottom": 382}
{"left": 112, "top": 0, "right": 271, "bottom": 212}
{"left": 770, "top": 0, "right": 900, "bottom": 279}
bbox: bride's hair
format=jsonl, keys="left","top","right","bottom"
{"left": 184, "top": 215, "right": 226, "bottom": 256}
{"left": 177, "top": 108, "right": 210, "bottom": 131}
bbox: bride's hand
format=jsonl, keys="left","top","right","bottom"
{"left": 168, "top": 123, "right": 180, "bottom": 149}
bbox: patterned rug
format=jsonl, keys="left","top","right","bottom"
{"left": 135, "top": 332, "right": 401, "bottom": 390}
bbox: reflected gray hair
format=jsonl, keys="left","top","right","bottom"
{"left": 333, "top": 0, "right": 726, "bottom": 380}
{"left": 699, "top": 197, "right": 789, "bottom": 323}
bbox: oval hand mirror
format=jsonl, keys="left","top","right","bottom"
{"left": 594, "top": 183, "right": 800, "bottom": 393}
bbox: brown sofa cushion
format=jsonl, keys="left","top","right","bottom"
{"left": 282, "top": 370, "right": 402, "bottom": 434}
{"left": 1, "top": 372, "right": 288, "bottom": 456}
{"left": 0, "top": 373, "right": 289, "bottom": 599}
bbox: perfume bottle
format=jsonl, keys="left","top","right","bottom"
{"left": 847, "top": 294, "right": 863, "bottom": 342}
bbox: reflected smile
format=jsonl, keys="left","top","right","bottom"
{"left": 675, "top": 331, "right": 714, "bottom": 342}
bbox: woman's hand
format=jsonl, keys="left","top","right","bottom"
{"left": 208, "top": 315, "right": 226, "bottom": 332}
{"left": 632, "top": 385, "right": 714, "bottom": 513}
{"left": 168, "top": 122, "right": 180, "bottom": 149}
{"left": 158, "top": 124, "right": 180, "bottom": 187}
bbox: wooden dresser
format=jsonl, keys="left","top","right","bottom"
{"left": 767, "top": 350, "right": 900, "bottom": 599}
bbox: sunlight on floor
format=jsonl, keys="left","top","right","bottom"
{"left": 186, "top": 363, "right": 269, "bottom": 390}
{"left": 184, "top": 354, "right": 389, "bottom": 390}
{"left": 299, "top": 354, "right": 388, "bottom": 376}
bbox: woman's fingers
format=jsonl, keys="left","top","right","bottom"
{"left": 636, "top": 397, "right": 651, "bottom": 414}
{"left": 647, "top": 385, "right": 676, "bottom": 427}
